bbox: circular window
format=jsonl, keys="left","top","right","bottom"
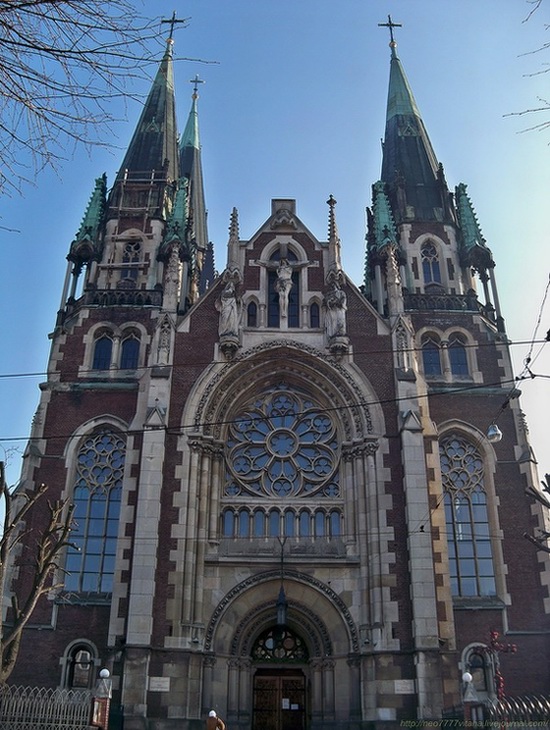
{"left": 225, "top": 386, "right": 339, "bottom": 498}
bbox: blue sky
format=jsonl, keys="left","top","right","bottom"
{"left": 1, "top": 0, "right": 549, "bottom": 487}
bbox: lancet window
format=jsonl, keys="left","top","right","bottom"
{"left": 120, "top": 333, "right": 140, "bottom": 369}
{"left": 64, "top": 429, "right": 124, "bottom": 595}
{"left": 421, "top": 241, "right": 441, "bottom": 285}
{"left": 119, "top": 240, "right": 141, "bottom": 287}
{"left": 448, "top": 333, "right": 469, "bottom": 375}
{"left": 92, "top": 335, "right": 113, "bottom": 370}
{"left": 440, "top": 434, "right": 496, "bottom": 597}
{"left": 421, "top": 335, "right": 442, "bottom": 376}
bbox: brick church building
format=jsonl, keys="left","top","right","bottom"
{"left": 5, "top": 21, "right": 550, "bottom": 730}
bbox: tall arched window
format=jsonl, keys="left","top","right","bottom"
{"left": 449, "top": 334, "right": 469, "bottom": 376}
{"left": 422, "top": 336, "right": 442, "bottom": 376}
{"left": 64, "top": 429, "right": 125, "bottom": 594}
{"left": 421, "top": 241, "right": 441, "bottom": 285}
{"left": 309, "top": 302, "right": 320, "bottom": 328}
{"left": 440, "top": 435, "right": 496, "bottom": 597}
{"left": 119, "top": 240, "right": 140, "bottom": 287}
{"left": 69, "top": 646, "right": 94, "bottom": 688}
{"left": 467, "top": 648, "right": 490, "bottom": 694}
{"left": 120, "top": 335, "right": 140, "bottom": 369}
{"left": 61, "top": 642, "right": 97, "bottom": 689}
{"left": 247, "top": 301, "right": 258, "bottom": 327}
{"left": 92, "top": 335, "right": 113, "bottom": 370}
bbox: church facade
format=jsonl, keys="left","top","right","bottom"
{"left": 6, "top": 27, "right": 550, "bottom": 730}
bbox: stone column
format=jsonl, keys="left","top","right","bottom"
{"left": 227, "top": 658, "right": 240, "bottom": 719}
{"left": 202, "top": 655, "right": 216, "bottom": 714}
{"left": 238, "top": 658, "right": 252, "bottom": 725}
{"left": 322, "top": 659, "right": 335, "bottom": 719}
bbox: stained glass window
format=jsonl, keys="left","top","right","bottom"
{"left": 421, "top": 241, "right": 441, "bottom": 284}
{"left": 64, "top": 430, "right": 124, "bottom": 594}
{"left": 422, "top": 337, "right": 442, "bottom": 376}
{"left": 120, "top": 336, "right": 139, "bottom": 369}
{"left": 449, "top": 334, "right": 469, "bottom": 376}
{"left": 92, "top": 336, "right": 112, "bottom": 370}
{"left": 440, "top": 435, "right": 496, "bottom": 597}
{"left": 252, "top": 626, "right": 309, "bottom": 662}
{"left": 225, "top": 386, "right": 339, "bottom": 499}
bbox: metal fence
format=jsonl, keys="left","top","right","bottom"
{"left": 484, "top": 694, "right": 550, "bottom": 727}
{"left": 0, "top": 684, "right": 93, "bottom": 730}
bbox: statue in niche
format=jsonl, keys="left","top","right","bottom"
{"left": 217, "top": 281, "right": 240, "bottom": 337}
{"left": 256, "top": 257, "right": 312, "bottom": 319}
{"left": 157, "top": 318, "right": 171, "bottom": 365}
{"left": 325, "top": 281, "right": 347, "bottom": 338}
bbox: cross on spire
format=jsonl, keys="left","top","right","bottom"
{"left": 378, "top": 14, "right": 402, "bottom": 46}
{"left": 190, "top": 74, "right": 205, "bottom": 99}
{"left": 161, "top": 11, "right": 186, "bottom": 40}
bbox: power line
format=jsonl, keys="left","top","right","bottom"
{"left": 0, "top": 337, "right": 547, "bottom": 382}
{"left": 0, "top": 374, "right": 531, "bottom": 445}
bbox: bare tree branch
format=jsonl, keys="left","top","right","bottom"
{"left": 0, "top": 461, "right": 76, "bottom": 683}
{"left": 0, "top": 1, "right": 213, "bottom": 195}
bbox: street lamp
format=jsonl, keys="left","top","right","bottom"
{"left": 462, "top": 671, "right": 480, "bottom": 725}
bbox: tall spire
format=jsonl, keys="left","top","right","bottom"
{"left": 180, "top": 76, "right": 210, "bottom": 293}
{"left": 379, "top": 20, "right": 449, "bottom": 223}
{"left": 116, "top": 36, "right": 179, "bottom": 184}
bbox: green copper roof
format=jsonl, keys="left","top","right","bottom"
{"left": 455, "top": 183, "right": 493, "bottom": 268}
{"left": 371, "top": 181, "right": 398, "bottom": 250}
{"left": 179, "top": 89, "right": 209, "bottom": 281}
{"left": 386, "top": 45, "right": 422, "bottom": 121}
{"left": 381, "top": 43, "right": 447, "bottom": 222}
{"left": 180, "top": 95, "right": 200, "bottom": 151}
{"left": 162, "top": 177, "right": 188, "bottom": 248}
{"left": 116, "top": 39, "right": 179, "bottom": 182}
{"left": 71, "top": 174, "right": 107, "bottom": 246}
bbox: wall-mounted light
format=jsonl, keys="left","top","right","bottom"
{"left": 487, "top": 424, "right": 502, "bottom": 443}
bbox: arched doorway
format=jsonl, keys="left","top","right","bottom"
{"left": 251, "top": 626, "right": 309, "bottom": 730}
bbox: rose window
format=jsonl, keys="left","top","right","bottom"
{"left": 225, "top": 386, "right": 339, "bottom": 498}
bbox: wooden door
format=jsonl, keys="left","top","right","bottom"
{"left": 253, "top": 671, "right": 306, "bottom": 730}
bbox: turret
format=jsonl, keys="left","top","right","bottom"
{"left": 380, "top": 28, "right": 452, "bottom": 224}
{"left": 107, "top": 37, "right": 179, "bottom": 223}
{"left": 366, "top": 20, "right": 504, "bottom": 332}
{"left": 57, "top": 23, "right": 203, "bottom": 319}
{"left": 180, "top": 76, "right": 211, "bottom": 295}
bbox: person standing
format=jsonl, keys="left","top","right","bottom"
{"left": 206, "top": 710, "right": 225, "bottom": 730}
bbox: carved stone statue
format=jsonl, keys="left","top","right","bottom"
{"left": 256, "top": 257, "right": 312, "bottom": 319}
{"left": 157, "top": 318, "right": 172, "bottom": 365}
{"left": 325, "top": 282, "right": 347, "bottom": 338}
{"left": 217, "top": 281, "right": 240, "bottom": 337}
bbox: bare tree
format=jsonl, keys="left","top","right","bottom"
{"left": 505, "top": 0, "right": 550, "bottom": 134}
{"left": 0, "top": 1, "right": 177, "bottom": 194}
{"left": 0, "top": 461, "right": 75, "bottom": 683}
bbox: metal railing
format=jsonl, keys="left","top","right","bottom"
{"left": 0, "top": 684, "right": 93, "bottom": 730}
